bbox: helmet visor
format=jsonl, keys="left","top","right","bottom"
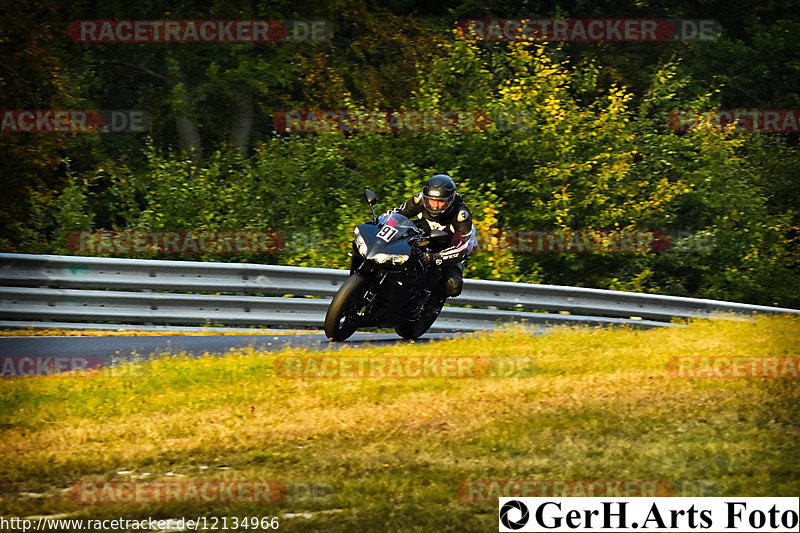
{"left": 423, "top": 194, "right": 454, "bottom": 214}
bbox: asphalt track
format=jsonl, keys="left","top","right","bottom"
{"left": 0, "top": 332, "right": 464, "bottom": 362}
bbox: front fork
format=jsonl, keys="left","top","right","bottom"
{"left": 356, "top": 287, "right": 378, "bottom": 317}
{"left": 351, "top": 259, "right": 388, "bottom": 318}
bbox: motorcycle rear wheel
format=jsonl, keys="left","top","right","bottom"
{"left": 394, "top": 295, "right": 445, "bottom": 340}
{"left": 324, "top": 273, "right": 370, "bottom": 341}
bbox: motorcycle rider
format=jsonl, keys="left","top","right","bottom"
{"left": 386, "top": 174, "right": 477, "bottom": 297}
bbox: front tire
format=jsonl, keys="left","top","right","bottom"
{"left": 324, "top": 274, "right": 370, "bottom": 341}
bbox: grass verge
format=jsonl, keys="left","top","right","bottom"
{"left": 1, "top": 316, "right": 798, "bottom": 532}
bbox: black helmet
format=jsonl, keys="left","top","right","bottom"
{"left": 422, "top": 174, "right": 457, "bottom": 216}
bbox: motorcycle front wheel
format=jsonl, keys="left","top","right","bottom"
{"left": 324, "top": 273, "right": 370, "bottom": 341}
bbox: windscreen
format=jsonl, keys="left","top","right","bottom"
{"left": 377, "top": 212, "right": 423, "bottom": 239}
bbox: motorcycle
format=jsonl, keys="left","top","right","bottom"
{"left": 324, "top": 189, "right": 452, "bottom": 341}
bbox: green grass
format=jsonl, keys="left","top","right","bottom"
{"left": 1, "top": 316, "right": 798, "bottom": 532}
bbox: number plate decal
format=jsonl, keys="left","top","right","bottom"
{"left": 377, "top": 226, "right": 398, "bottom": 242}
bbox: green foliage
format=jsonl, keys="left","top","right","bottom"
{"left": 5, "top": 0, "right": 799, "bottom": 307}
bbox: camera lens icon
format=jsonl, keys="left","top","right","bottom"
{"left": 500, "top": 499, "right": 530, "bottom": 530}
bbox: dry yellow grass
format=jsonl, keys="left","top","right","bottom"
{"left": 1, "top": 315, "right": 798, "bottom": 532}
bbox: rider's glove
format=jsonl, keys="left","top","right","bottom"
{"left": 421, "top": 251, "right": 443, "bottom": 267}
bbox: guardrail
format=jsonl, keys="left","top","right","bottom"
{"left": 1, "top": 253, "right": 797, "bottom": 332}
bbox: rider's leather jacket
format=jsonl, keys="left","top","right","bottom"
{"left": 387, "top": 192, "right": 477, "bottom": 266}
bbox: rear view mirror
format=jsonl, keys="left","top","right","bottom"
{"left": 364, "top": 189, "right": 378, "bottom": 206}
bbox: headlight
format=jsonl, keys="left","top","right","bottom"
{"left": 354, "top": 228, "right": 368, "bottom": 256}
{"left": 372, "top": 253, "right": 409, "bottom": 264}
